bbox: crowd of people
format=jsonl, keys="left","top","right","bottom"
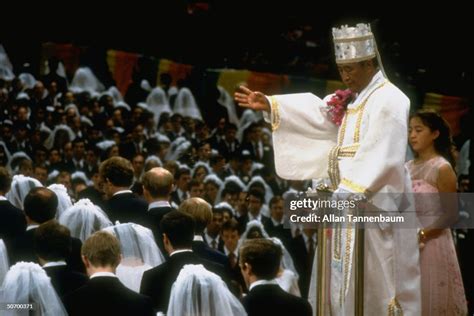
{"left": 0, "top": 18, "right": 473, "bottom": 314}
{"left": 0, "top": 44, "right": 316, "bottom": 315}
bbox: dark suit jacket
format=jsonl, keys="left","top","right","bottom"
{"left": 0, "top": 200, "right": 26, "bottom": 250}
{"left": 11, "top": 228, "right": 85, "bottom": 273}
{"left": 140, "top": 251, "right": 224, "bottom": 313}
{"left": 146, "top": 205, "right": 174, "bottom": 255}
{"left": 43, "top": 265, "right": 88, "bottom": 298}
{"left": 64, "top": 276, "right": 154, "bottom": 316}
{"left": 192, "top": 240, "right": 228, "bottom": 267}
{"left": 216, "top": 139, "right": 240, "bottom": 160}
{"left": 243, "top": 284, "right": 312, "bottom": 316}
{"left": 170, "top": 189, "right": 188, "bottom": 207}
{"left": 105, "top": 192, "right": 148, "bottom": 225}
{"left": 290, "top": 235, "right": 314, "bottom": 298}
{"left": 263, "top": 219, "right": 293, "bottom": 249}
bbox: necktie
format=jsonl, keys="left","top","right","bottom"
{"left": 211, "top": 239, "right": 217, "bottom": 249}
{"left": 228, "top": 252, "right": 237, "bottom": 269}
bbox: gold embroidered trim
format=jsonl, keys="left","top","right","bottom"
{"left": 337, "top": 144, "right": 360, "bottom": 158}
{"left": 342, "top": 223, "right": 353, "bottom": 299}
{"left": 337, "top": 113, "right": 348, "bottom": 146}
{"left": 269, "top": 96, "right": 280, "bottom": 131}
{"left": 333, "top": 224, "right": 342, "bottom": 260}
{"left": 388, "top": 297, "right": 403, "bottom": 316}
{"left": 328, "top": 146, "right": 341, "bottom": 190}
{"left": 340, "top": 178, "right": 367, "bottom": 194}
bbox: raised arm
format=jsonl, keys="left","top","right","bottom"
{"left": 234, "top": 86, "right": 271, "bottom": 112}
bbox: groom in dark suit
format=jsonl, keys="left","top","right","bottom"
{"left": 140, "top": 210, "right": 224, "bottom": 313}
{"left": 34, "top": 220, "right": 88, "bottom": 298}
{"left": 240, "top": 239, "right": 312, "bottom": 316}
{"left": 63, "top": 231, "right": 154, "bottom": 316}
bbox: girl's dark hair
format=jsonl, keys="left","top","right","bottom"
{"left": 410, "top": 110, "right": 456, "bottom": 169}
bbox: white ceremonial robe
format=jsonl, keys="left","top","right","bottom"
{"left": 265, "top": 71, "right": 421, "bottom": 315}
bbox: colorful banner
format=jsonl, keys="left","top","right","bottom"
{"left": 423, "top": 92, "right": 469, "bottom": 136}
{"left": 157, "top": 59, "right": 193, "bottom": 86}
{"left": 106, "top": 50, "right": 140, "bottom": 95}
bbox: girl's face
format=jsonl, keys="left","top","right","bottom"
{"left": 408, "top": 117, "right": 439, "bottom": 153}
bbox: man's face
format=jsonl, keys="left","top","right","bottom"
{"left": 225, "top": 128, "right": 237, "bottom": 142}
{"left": 198, "top": 144, "right": 211, "bottom": 161}
{"left": 73, "top": 142, "right": 85, "bottom": 159}
{"left": 270, "top": 199, "right": 285, "bottom": 222}
{"left": 178, "top": 173, "right": 191, "bottom": 190}
{"left": 64, "top": 143, "right": 73, "bottom": 160}
{"left": 337, "top": 61, "right": 374, "bottom": 93}
{"left": 207, "top": 212, "right": 224, "bottom": 236}
{"left": 190, "top": 183, "right": 204, "bottom": 198}
{"left": 132, "top": 155, "right": 145, "bottom": 176}
{"left": 247, "top": 194, "right": 262, "bottom": 216}
{"left": 221, "top": 229, "right": 240, "bottom": 252}
{"left": 34, "top": 167, "right": 48, "bottom": 185}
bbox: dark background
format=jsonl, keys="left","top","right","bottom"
{"left": 1, "top": 2, "right": 472, "bottom": 98}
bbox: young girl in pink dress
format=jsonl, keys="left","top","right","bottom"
{"left": 407, "top": 110, "right": 467, "bottom": 315}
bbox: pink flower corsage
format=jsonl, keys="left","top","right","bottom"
{"left": 326, "top": 89, "right": 354, "bottom": 126}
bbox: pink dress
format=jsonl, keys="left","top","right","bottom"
{"left": 406, "top": 156, "right": 467, "bottom": 316}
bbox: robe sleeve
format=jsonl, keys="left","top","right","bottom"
{"left": 264, "top": 93, "right": 338, "bottom": 180}
{"left": 338, "top": 88, "right": 410, "bottom": 195}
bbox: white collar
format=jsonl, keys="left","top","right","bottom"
{"left": 26, "top": 224, "right": 39, "bottom": 231}
{"left": 302, "top": 233, "right": 316, "bottom": 244}
{"left": 204, "top": 232, "right": 220, "bottom": 246}
{"left": 248, "top": 212, "right": 262, "bottom": 222}
{"left": 148, "top": 200, "right": 171, "bottom": 210}
{"left": 224, "top": 246, "right": 238, "bottom": 258}
{"left": 271, "top": 217, "right": 284, "bottom": 226}
{"left": 249, "top": 279, "right": 278, "bottom": 291}
{"left": 170, "top": 249, "right": 193, "bottom": 257}
{"left": 90, "top": 271, "right": 116, "bottom": 279}
{"left": 113, "top": 190, "right": 132, "bottom": 196}
{"left": 43, "top": 261, "right": 67, "bottom": 268}
{"left": 193, "top": 235, "right": 204, "bottom": 242}
{"left": 0, "top": 196, "right": 7, "bottom": 201}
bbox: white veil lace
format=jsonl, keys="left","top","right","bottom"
{"left": 239, "top": 221, "right": 298, "bottom": 276}
{"left": 58, "top": 198, "right": 112, "bottom": 242}
{"left": 0, "top": 44, "right": 14, "bottom": 81}
{"left": 173, "top": 87, "right": 202, "bottom": 120}
{"left": 146, "top": 87, "right": 172, "bottom": 124}
{"left": 47, "top": 183, "right": 73, "bottom": 219}
{"left": 6, "top": 151, "right": 32, "bottom": 174}
{"left": 6, "top": 175, "right": 43, "bottom": 209}
{"left": 0, "top": 239, "right": 9, "bottom": 286}
{"left": 204, "top": 174, "right": 224, "bottom": 205}
{"left": 0, "top": 262, "right": 67, "bottom": 316}
{"left": 69, "top": 67, "right": 105, "bottom": 96}
{"left": 102, "top": 223, "right": 165, "bottom": 292}
{"left": 167, "top": 264, "right": 247, "bottom": 316}
{"left": 165, "top": 137, "right": 192, "bottom": 162}
{"left": 44, "top": 124, "right": 76, "bottom": 150}
{"left": 217, "top": 86, "right": 239, "bottom": 126}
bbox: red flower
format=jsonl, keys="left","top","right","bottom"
{"left": 326, "top": 89, "right": 354, "bottom": 126}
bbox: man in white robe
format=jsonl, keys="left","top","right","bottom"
{"left": 235, "top": 23, "right": 421, "bottom": 315}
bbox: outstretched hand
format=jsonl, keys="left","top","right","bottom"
{"left": 234, "top": 86, "right": 271, "bottom": 112}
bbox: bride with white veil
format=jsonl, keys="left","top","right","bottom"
{"left": 103, "top": 223, "right": 165, "bottom": 292}
{"left": 0, "top": 262, "right": 67, "bottom": 316}
{"left": 239, "top": 220, "right": 301, "bottom": 296}
{"left": 59, "top": 198, "right": 112, "bottom": 242}
{"left": 167, "top": 264, "right": 247, "bottom": 316}
{"left": 0, "top": 239, "right": 9, "bottom": 285}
